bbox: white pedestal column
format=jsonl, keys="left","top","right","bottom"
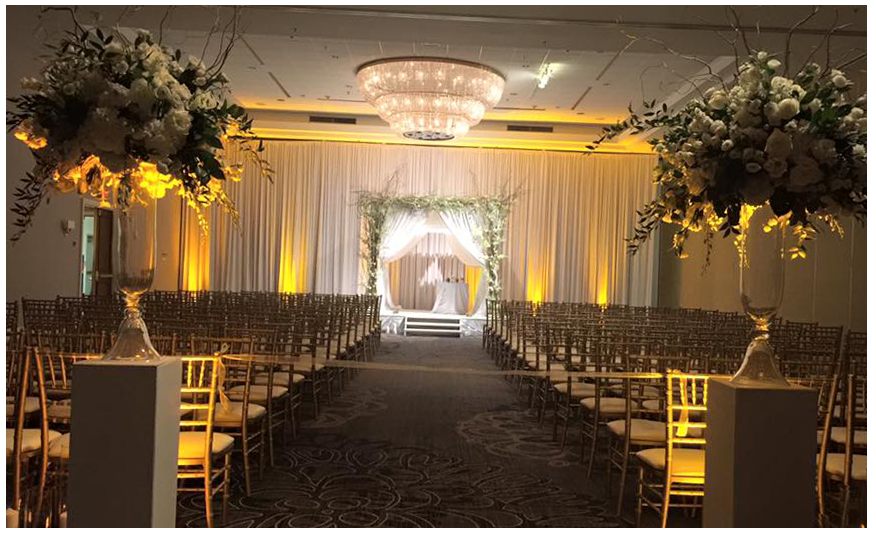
{"left": 704, "top": 378, "right": 817, "bottom": 527}
{"left": 68, "top": 358, "right": 181, "bottom": 527}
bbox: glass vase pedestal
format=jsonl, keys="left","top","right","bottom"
{"left": 732, "top": 205, "right": 789, "bottom": 387}
{"left": 104, "top": 183, "right": 160, "bottom": 362}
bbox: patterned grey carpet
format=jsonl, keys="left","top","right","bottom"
{"left": 177, "top": 335, "right": 648, "bottom": 527}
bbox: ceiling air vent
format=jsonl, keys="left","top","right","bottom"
{"left": 507, "top": 124, "right": 553, "bottom": 133}
{"left": 309, "top": 115, "right": 357, "bottom": 125}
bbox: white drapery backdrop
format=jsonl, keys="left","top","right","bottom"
{"left": 189, "top": 140, "right": 658, "bottom": 307}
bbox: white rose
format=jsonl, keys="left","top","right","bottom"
{"left": 767, "top": 59, "right": 781, "bottom": 70}
{"left": 105, "top": 41, "right": 124, "bottom": 56}
{"left": 763, "top": 158, "right": 788, "bottom": 178}
{"left": 708, "top": 91, "right": 729, "bottom": 110}
{"left": 848, "top": 107, "right": 865, "bottom": 120}
{"left": 852, "top": 144, "right": 866, "bottom": 159}
{"left": 112, "top": 60, "right": 129, "bottom": 75}
{"left": 764, "top": 129, "right": 793, "bottom": 160}
{"left": 710, "top": 121, "right": 727, "bottom": 137}
{"left": 764, "top": 101, "right": 781, "bottom": 125}
{"left": 776, "top": 98, "right": 800, "bottom": 120}
{"left": 832, "top": 74, "right": 848, "bottom": 88}
{"left": 745, "top": 162, "right": 762, "bottom": 173}
{"left": 757, "top": 51, "right": 768, "bottom": 61}
{"left": 788, "top": 157, "right": 824, "bottom": 191}
{"left": 193, "top": 76, "right": 207, "bottom": 87}
{"left": 721, "top": 139, "right": 734, "bottom": 152}
{"left": 810, "top": 139, "right": 837, "bottom": 163}
{"left": 164, "top": 108, "right": 192, "bottom": 138}
{"left": 155, "top": 84, "right": 173, "bottom": 101}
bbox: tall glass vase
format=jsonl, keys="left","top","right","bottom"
{"left": 732, "top": 206, "right": 789, "bottom": 386}
{"left": 103, "top": 179, "right": 160, "bottom": 361}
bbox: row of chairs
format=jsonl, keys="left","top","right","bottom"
{"left": 483, "top": 299, "right": 866, "bottom": 527}
{"left": 6, "top": 291, "right": 382, "bottom": 527}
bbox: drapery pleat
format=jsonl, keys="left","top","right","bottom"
{"left": 196, "top": 140, "right": 657, "bottom": 307}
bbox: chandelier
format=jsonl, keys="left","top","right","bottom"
{"left": 356, "top": 57, "right": 505, "bottom": 141}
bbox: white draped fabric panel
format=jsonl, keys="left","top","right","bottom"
{"left": 437, "top": 211, "right": 488, "bottom": 316}
{"left": 377, "top": 210, "right": 428, "bottom": 312}
{"left": 393, "top": 234, "right": 466, "bottom": 311}
{"left": 205, "top": 140, "right": 657, "bottom": 306}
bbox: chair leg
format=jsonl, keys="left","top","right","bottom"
{"left": 259, "top": 419, "right": 266, "bottom": 478}
{"left": 242, "top": 436, "right": 252, "bottom": 496}
{"left": 616, "top": 448, "right": 629, "bottom": 517}
{"left": 635, "top": 466, "right": 644, "bottom": 528}
{"left": 661, "top": 477, "right": 672, "bottom": 528}
{"left": 222, "top": 453, "right": 230, "bottom": 526}
{"left": 203, "top": 467, "right": 213, "bottom": 528}
{"left": 586, "top": 419, "right": 599, "bottom": 478}
{"left": 841, "top": 485, "right": 851, "bottom": 527}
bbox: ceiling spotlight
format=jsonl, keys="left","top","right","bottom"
{"left": 537, "top": 63, "right": 554, "bottom": 89}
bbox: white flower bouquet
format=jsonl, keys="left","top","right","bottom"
{"left": 590, "top": 51, "right": 866, "bottom": 262}
{"left": 8, "top": 19, "right": 273, "bottom": 241}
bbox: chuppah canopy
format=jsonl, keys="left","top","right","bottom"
{"left": 377, "top": 211, "right": 488, "bottom": 316}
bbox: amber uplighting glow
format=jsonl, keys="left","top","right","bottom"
{"left": 465, "top": 266, "right": 482, "bottom": 314}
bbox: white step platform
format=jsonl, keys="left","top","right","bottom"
{"left": 381, "top": 310, "right": 484, "bottom": 337}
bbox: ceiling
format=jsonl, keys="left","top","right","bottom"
{"left": 11, "top": 5, "right": 868, "bottom": 150}
{"left": 145, "top": 5, "right": 866, "bottom": 126}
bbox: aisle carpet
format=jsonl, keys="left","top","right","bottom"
{"left": 177, "top": 335, "right": 658, "bottom": 527}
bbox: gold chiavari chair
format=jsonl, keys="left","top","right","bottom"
{"left": 7, "top": 347, "right": 61, "bottom": 527}
{"left": 635, "top": 372, "right": 714, "bottom": 528}
{"left": 178, "top": 355, "right": 232, "bottom": 528}
{"left": 817, "top": 363, "right": 867, "bottom": 527}
{"left": 217, "top": 352, "right": 267, "bottom": 496}
{"left": 606, "top": 356, "right": 674, "bottom": 517}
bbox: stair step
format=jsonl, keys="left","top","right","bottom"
{"left": 406, "top": 321, "right": 459, "bottom": 330}
{"left": 405, "top": 316, "right": 461, "bottom": 324}
{"left": 405, "top": 327, "right": 461, "bottom": 337}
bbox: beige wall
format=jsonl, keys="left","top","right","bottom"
{"left": 657, "top": 219, "right": 867, "bottom": 331}
{"left": 6, "top": 8, "right": 181, "bottom": 303}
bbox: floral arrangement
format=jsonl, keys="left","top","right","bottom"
{"left": 590, "top": 44, "right": 866, "bottom": 263}
{"left": 356, "top": 180, "right": 515, "bottom": 298}
{"left": 8, "top": 12, "right": 273, "bottom": 241}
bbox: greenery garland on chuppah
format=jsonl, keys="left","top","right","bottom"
{"left": 355, "top": 189, "right": 516, "bottom": 302}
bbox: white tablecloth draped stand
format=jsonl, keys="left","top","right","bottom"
{"left": 431, "top": 282, "right": 469, "bottom": 315}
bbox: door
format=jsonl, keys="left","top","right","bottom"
{"left": 93, "top": 208, "right": 114, "bottom": 296}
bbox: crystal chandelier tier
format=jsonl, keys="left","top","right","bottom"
{"left": 356, "top": 57, "right": 505, "bottom": 141}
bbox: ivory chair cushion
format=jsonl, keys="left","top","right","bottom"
{"left": 553, "top": 382, "right": 597, "bottom": 398}
{"left": 5, "top": 396, "right": 40, "bottom": 417}
{"left": 48, "top": 433, "right": 71, "bottom": 460}
{"left": 607, "top": 419, "right": 666, "bottom": 443}
{"left": 5, "top": 428, "right": 62, "bottom": 456}
{"left": 607, "top": 384, "right": 662, "bottom": 398}
{"left": 211, "top": 402, "right": 266, "bottom": 426}
{"left": 254, "top": 372, "right": 290, "bottom": 386}
{"left": 47, "top": 401, "right": 72, "bottom": 421}
{"left": 228, "top": 384, "right": 288, "bottom": 402}
{"left": 828, "top": 427, "right": 867, "bottom": 447}
{"left": 178, "top": 431, "right": 234, "bottom": 459}
{"left": 581, "top": 397, "right": 633, "bottom": 414}
{"left": 254, "top": 372, "right": 305, "bottom": 386}
{"left": 637, "top": 447, "right": 705, "bottom": 477}
{"left": 824, "top": 452, "right": 867, "bottom": 481}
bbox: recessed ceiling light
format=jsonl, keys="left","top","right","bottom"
{"left": 277, "top": 98, "right": 285, "bottom": 102}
